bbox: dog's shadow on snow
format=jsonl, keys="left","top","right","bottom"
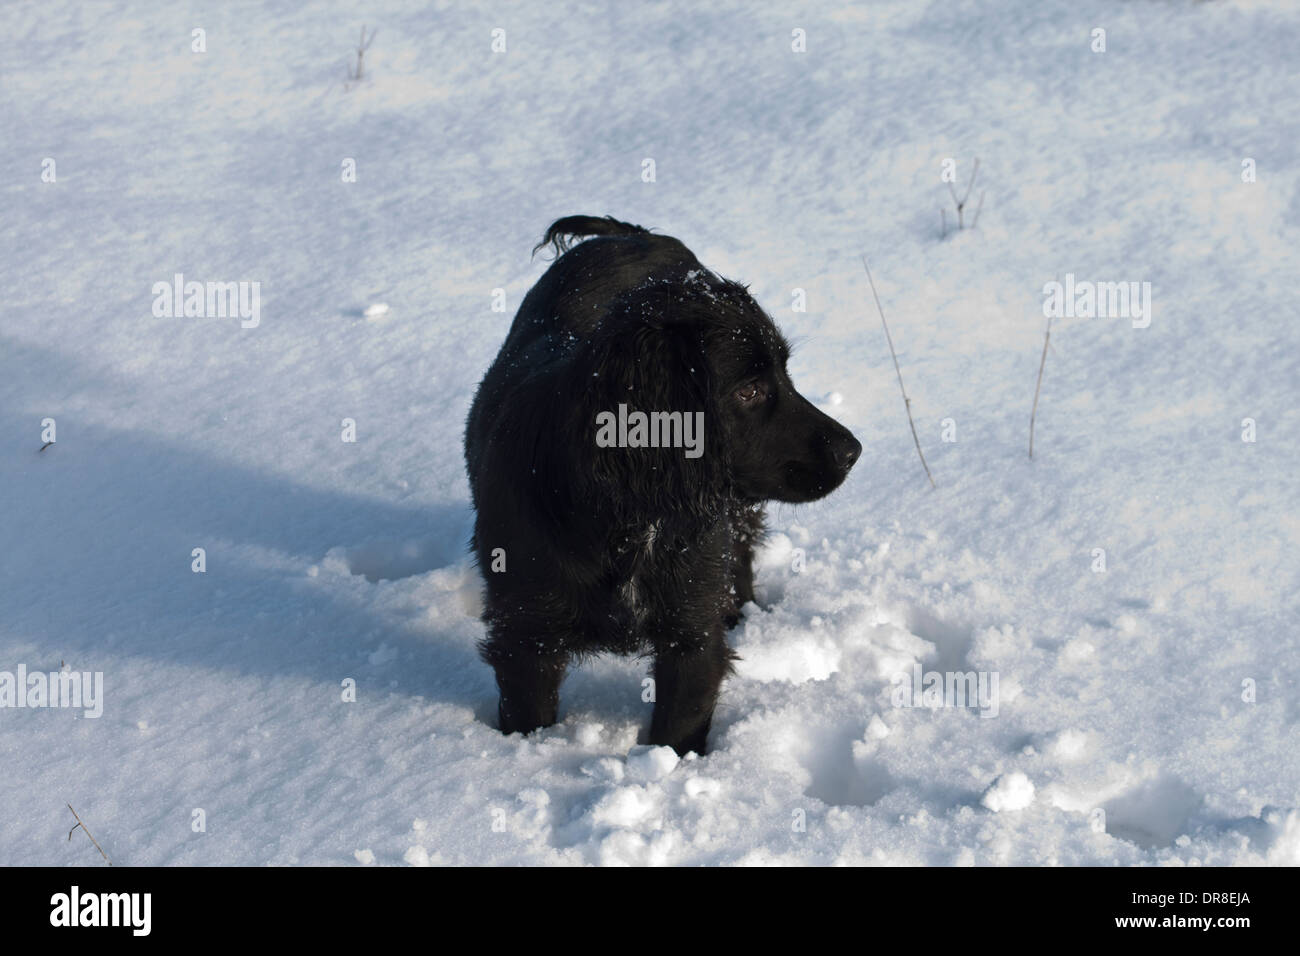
{"left": 1, "top": 336, "right": 490, "bottom": 711}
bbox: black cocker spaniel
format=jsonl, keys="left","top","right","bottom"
{"left": 465, "top": 216, "right": 860, "bottom": 756}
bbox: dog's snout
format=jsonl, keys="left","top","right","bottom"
{"left": 832, "top": 434, "right": 862, "bottom": 473}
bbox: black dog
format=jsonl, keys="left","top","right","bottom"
{"left": 465, "top": 216, "right": 860, "bottom": 756}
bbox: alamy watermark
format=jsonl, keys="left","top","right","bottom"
{"left": 152, "top": 273, "right": 260, "bottom": 328}
{"left": 595, "top": 404, "right": 704, "bottom": 459}
{"left": 50, "top": 886, "right": 150, "bottom": 936}
{"left": 1042, "top": 273, "right": 1151, "bottom": 328}
{"left": 891, "top": 663, "right": 999, "bottom": 718}
{"left": 1, "top": 665, "right": 103, "bottom": 718}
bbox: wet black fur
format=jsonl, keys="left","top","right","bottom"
{"left": 465, "top": 216, "right": 861, "bottom": 755}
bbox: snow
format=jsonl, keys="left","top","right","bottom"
{"left": 625, "top": 746, "right": 680, "bottom": 784}
{"left": 2, "top": 0, "right": 1298, "bottom": 866}
{"left": 982, "top": 772, "right": 1036, "bottom": 813}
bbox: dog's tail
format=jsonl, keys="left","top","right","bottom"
{"left": 531, "top": 215, "right": 649, "bottom": 258}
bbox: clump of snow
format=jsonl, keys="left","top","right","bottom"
{"left": 1050, "top": 730, "right": 1091, "bottom": 762}
{"left": 575, "top": 722, "right": 605, "bottom": 748}
{"left": 590, "top": 787, "right": 658, "bottom": 830}
{"left": 733, "top": 617, "right": 842, "bottom": 683}
{"left": 1265, "top": 809, "right": 1300, "bottom": 866}
{"left": 683, "top": 776, "right": 721, "bottom": 799}
{"left": 580, "top": 757, "right": 626, "bottom": 784}
{"left": 865, "top": 715, "right": 891, "bottom": 741}
{"left": 625, "top": 745, "right": 679, "bottom": 783}
{"left": 982, "top": 773, "right": 1036, "bottom": 813}
{"left": 402, "top": 846, "right": 432, "bottom": 866}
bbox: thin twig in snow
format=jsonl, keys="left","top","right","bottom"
{"left": 67, "top": 803, "right": 112, "bottom": 865}
{"left": 1029, "top": 315, "right": 1052, "bottom": 459}
{"left": 862, "top": 256, "right": 935, "bottom": 489}
{"left": 946, "top": 158, "right": 980, "bottom": 229}
{"left": 349, "top": 26, "right": 376, "bottom": 82}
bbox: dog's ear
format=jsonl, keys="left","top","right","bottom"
{"left": 577, "top": 318, "right": 727, "bottom": 524}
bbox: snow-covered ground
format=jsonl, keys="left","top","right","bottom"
{"left": 3, "top": 0, "right": 1298, "bottom": 866}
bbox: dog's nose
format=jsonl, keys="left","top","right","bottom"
{"left": 832, "top": 435, "right": 862, "bottom": 473}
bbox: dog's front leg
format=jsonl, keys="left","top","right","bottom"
{"left": 725, "top": 502, "right": 765, "bottom": 627}
{"left": 482, "top": 636, "right": 569, "bottom": 737}
{"left": 649, "top": 625, "right": 734, "bottom": 757}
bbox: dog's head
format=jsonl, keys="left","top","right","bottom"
{"left": 578, "top": 257, "right": 860, "bottom": 514}
{"left": 693, "top": 277, "right": 861, "bottom": 504}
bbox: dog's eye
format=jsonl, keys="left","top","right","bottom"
{"left": 734, "top": 382, "right": 766, "bottom": 404}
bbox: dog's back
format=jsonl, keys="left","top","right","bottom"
{"left": 508, "top": 216, "right": 699, "bottom": 343}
